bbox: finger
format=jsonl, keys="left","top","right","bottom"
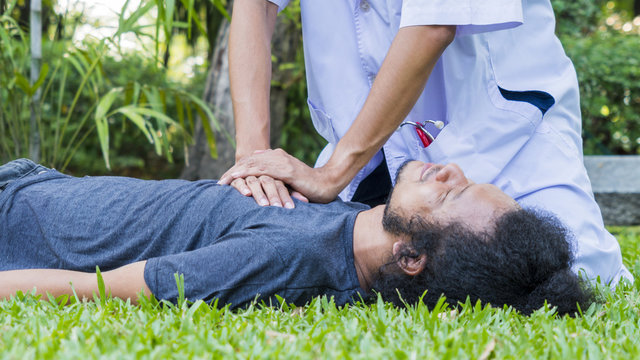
{"left": 291, "top": 191, "right": 309, "bottom": 203}
{"left": 275, "top": 180, "right": 295, "bottom": 209}
{"left": 245, "top": 176, "right": 269, "bottom": 206}
{"left": 259, "top": 176, "right": 283, "bottom": 207}
{"left": 218, "top": 163, "right": 258, "bottom": 185}
{"left": 218, "top": 169, "right": 234, "bottom": 185}
{"left": 230, "top": 178, "right": 251, "bottom": 196}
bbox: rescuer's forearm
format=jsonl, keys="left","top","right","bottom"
{"left": 229, "top": 0, "right": 279, "bottom": 160}
{"left": 321, "top": 25, "right": 456, "bottom": 189}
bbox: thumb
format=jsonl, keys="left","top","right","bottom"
{"left": 291, "top": 191, "right": 309, "bottom": 203}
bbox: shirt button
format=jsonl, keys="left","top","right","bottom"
{"left": 360, "top": 0, "right": 370, "bottom": 12}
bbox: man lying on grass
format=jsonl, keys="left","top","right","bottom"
{"left": 0, "top": 159, "right": 592, "bottom": 315}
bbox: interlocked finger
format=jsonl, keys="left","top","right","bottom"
{"left": 230, "top": 178, "right": 251, "bottom": 196}
{"left": 259, "top": 175, "right": 283, "bottom": 207}
{"left": 275, "top": 179, "right": 295, "bottom": 209}
{"left": 245, "top": 176, "right": 269, "bottom": 206}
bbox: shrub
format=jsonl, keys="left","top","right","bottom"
{"left": 563, "top": 31, "right": 640, "bottom": 155}
{"left": 552, "top": 0, "right": 607, "bottom": 37}
{"left": 0, "top": 0, "right": 218, "bottom": 176}
{"left": 552, "top": 0, "right": 640, "bottom": 155}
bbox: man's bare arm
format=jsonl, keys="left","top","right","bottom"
{"left": 0, "top": 261, "right": 151, "bottom": 303}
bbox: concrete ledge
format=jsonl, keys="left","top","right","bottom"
{"left": 584, "top": 155, "right": 640, "bottom": 226}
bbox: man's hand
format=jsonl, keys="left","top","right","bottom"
{"left": 219, "top": 149, "right": 341, "bottom": 205}
{"left": 228, "top": 174, "right": 308, "bottom": 208}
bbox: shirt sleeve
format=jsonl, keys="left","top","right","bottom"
{"left": 267, "top": 0, "right": 290, "bottom": 12}
{"left": 399, "top": 0, "right": 524, "bottom": 35}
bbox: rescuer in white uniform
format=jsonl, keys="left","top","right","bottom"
{"left": 220, "top": 0, "right": 632, "bottom": 286}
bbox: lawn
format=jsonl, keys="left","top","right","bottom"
{"left": 1, "top": 229, "right": 639, "bottom": 359}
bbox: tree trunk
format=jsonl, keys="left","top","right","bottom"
{"left": 181, "top": 2, "right": 300, "bottom": 180}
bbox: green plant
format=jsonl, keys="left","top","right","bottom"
{"left": 551, "top": 0, "right": 640, "bottom": 155}
{"left": 551, "top": 0, "right": 608, "bottom": 37}
{"left": 0, "top": 0, "right": 220, "bottom": 171}
{"left": 564, "top": 31, "right": 640, "bottom": 155}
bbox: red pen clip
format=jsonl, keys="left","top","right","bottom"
{"left": 399, "top": 120, "right": 445, "bottom": 148}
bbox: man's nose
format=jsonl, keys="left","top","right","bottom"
{"left": 434, "top": 163, "right": 467, "bottom": 185}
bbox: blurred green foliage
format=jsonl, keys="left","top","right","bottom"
{"left": 64, "top": 52, "right": 209, "bottom": 178}
{"left": 0, "top": 0, "right": 218, "bottom": 177}
{"left": 553, "top": 0, "right": 640, "bottom": 155}
{"left": 552, "top": 0, "right": 607, "bottom": 36}
{"left": 564, "top": 31, "right": 640, "bottom": 155}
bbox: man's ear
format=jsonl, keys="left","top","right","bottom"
{"left": 392, "top": 241, "right": 427, "bottom": 276}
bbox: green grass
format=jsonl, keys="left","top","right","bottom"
{"left": 1, "top": 229, "right": 639, "bottom": 359}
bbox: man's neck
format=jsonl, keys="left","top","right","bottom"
{"left": 352, "top": 205, "right": 400, "bottom": 290}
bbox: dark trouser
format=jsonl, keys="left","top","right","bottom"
{"left": 350, "top": 153, "right": 392, "bottom": 208}
{"left": 0, "top": 159, "right": 49, "bottom": 193}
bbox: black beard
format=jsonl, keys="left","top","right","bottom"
{"left": 382, "top": 160, "right": 415, "bottom": 236}
{"left": 382, "top": 203, "right": 415, "bottom": 236}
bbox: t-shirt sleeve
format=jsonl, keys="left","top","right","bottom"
{"left": 143, "top": 231, "right": 287, "bottom": 308}
{"left": 267, "top": 0, "right": 290, "bottom": 12}
{"left": 399, "top": 0, "right": 524, "bottom": 36}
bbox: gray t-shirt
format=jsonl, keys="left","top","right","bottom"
{"left": 0, "top": 170, "right": 368, "bottom": 308}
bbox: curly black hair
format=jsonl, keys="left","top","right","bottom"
{"left": 373, "top": 208, "right": 594, "bottom": 316}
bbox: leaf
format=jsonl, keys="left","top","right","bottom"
{"left": 196, "top": 105, "right": 217, "bottom": 159}
{"left": 95, "top": 88, "right": 120, "bottom": 121}
{"left": 65, "top": 51, "right": 88, "bottom": 79}
{"left": 156, "top": 117, "right": 173, "bottom": 163}
{"left": 211, "top": 0, "right": 231, "bottom": 20}
{"left": 95, "top": 266, "right": 107, "bottom": 309}
{"left": 181, "top": 91, "right": 220, "bottom": 131}
{"left": 124, "top": 84, "right": 133, "bottom": 106}
{"left": 132, "top": 82, "right": 141, "bottom": 104}
{"left": 180, "top": 0, "right": 194, "bottom": 38}
{"left": 95, "top": 112, "right": 110, "bottom": 170}
{"left": 93, "top": 88, "right": 123, "bottom": 170}
{"left": 116, "top": 0, "right": 156, "bottom": 37}
{"left": 150, "top": 128, "right": 162, "bottom": 155}
{"left": 31, "top": 62, "right": 50, "bottom": 95}
{"left": 130, "top": 107, "right": 180, "bottom": 127}
{"left": 114, "top": 106, "right": 154, "bottom": 143}
{"left": 0, "top": 24, "right": 15, "bottom": 59}
{"left": 174, "top": 272, "right": 186, "bottom": 307}
{"left": 14, "top": 72, "right": 32, "bottom": 96}
{"left": 185, "top": 300, "right": 205, "bottom": 319}
{"left": 185, "top": 102, "right": 194, "bottom": 134}
{"left": 175, "top": 96, "right": 185, "bottom": 131}
{"left": 164, "top": 0, "right": 176, "bottom": 36}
